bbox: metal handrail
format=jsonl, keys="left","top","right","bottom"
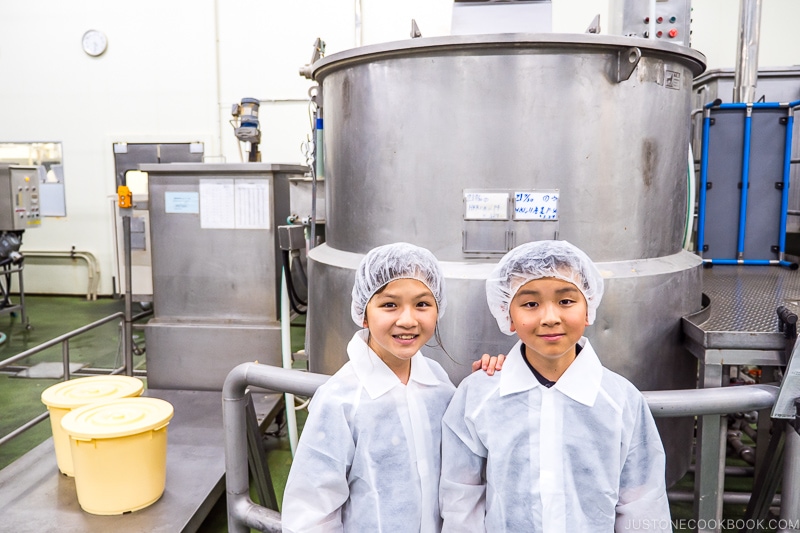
{"left": 221, "top": 362, "right": 782, "bottom": 533}
{"left": 0, "top": 311, "right": 124, "bottom": 370}
{"left": 0, "top": 311, "right": 127, "bottom": 448}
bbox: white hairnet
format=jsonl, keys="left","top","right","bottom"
{"left": 351, "top": 242, "right": 447, "bottom": 326}
{"left": 486, "top": 240, "right": 604, "bottom": 334}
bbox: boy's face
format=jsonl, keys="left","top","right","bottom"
{"left": 508, "top": 277, "right": 589, "bottom": 366}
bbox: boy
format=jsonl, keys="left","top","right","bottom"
{"left": 439, "top": 240, "right": 671, "bottom": 532}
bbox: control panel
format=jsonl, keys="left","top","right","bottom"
{"left": 609, "top": 0, "right": 692, "bottom": 47}
{"left": 0, "top": 164, "right": 42, "bottom": 230}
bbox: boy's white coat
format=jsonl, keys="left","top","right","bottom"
{"left": 440, "top": 338, "right": 671, "bottom": 532}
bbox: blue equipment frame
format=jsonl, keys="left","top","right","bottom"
{"left": 696, "top": 99, "right": 800, "bottom": 268}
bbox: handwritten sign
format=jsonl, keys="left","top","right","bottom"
{"left": 514, "top": 191, "right": 559, "bottom": 220}
{"left": 464, "top": 192, "right": 509, "bottom": 220}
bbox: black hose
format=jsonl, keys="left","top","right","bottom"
{"left": 292, "top": 250, "right": 308, "bottom": 286}
{"left": 281, "top": 250, "right": 307, "bottom": 315}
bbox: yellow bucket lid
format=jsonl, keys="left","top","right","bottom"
{"left": 61, "top": 397, "right": 174, "bottom": 440}
{"left": 41, "top": 376, "right": 144, "bottom": 409}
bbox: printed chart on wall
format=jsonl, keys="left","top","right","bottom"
{"left": 198, "top": 178, "right": 270, "bottom": 229}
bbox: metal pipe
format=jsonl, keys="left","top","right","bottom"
{"left": 131, "top": 309, "right": 153, "bottom": 322}
{"left": 61, "top": 340, "right": 70, "bottom": 381}
{"left": 0, "top": 412, "right": 49, "bottom": 447}
{"left": 223, "top": 363, "right": 328, "bottom": 533}
{"left": 354, "top": 0, "right": 363, "bottom": 47}
{"left": 727, "top": 429, "right": 756, "bottom": 465}
{"left": 781, "top": 426, "right": 800, "bottom": 525}
{"left": 0, "top": 312, "right": 123, "bottom": 370}
{"left": 643, "top": 385, "right": 778, "bottom": 417}
{"left": 733, "top": 0, "right": 763, "bottom": 103}
{"left": 311, "top": 108, "right": 323, "bottom": 250}
{"left": 668, "top": 489, "right": 780, "bottom": 506}
{"left": 688, "top": 464, "right": 754, "bottom": 477}
{"left": 123, "top": 216, "right": 133, "bottom": 377}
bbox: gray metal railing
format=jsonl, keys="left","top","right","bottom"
{"left": 222, "top": 363, "right": 792, "bottom": 533}
{"left": 223, "top": 363, "right": 328, "bottom": 533}
{"left": 0, "top": 311, "right": 131, "bottom": 447}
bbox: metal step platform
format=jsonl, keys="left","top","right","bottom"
{"left": 682, "top": 264, "right": 800, "bottom": 530}
{"left": 0, "top": 388, "right": 283, "bottom": 533}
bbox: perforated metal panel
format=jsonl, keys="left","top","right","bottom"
{"left": 700, "top": 266, "right": 800, "bottom": 333}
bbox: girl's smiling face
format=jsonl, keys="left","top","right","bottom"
{"left": 363, "top": 278, "right": 438, "bottom": 376}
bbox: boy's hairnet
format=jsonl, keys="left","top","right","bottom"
{"left": 351, "top": 242, "right": 447, "bottom": 326}
{"left": 486, "top": 240, "right": 604, "bottom": 334}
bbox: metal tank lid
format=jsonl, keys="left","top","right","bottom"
{"left": 311, "top": 32, "right": 706, "bottom": 81}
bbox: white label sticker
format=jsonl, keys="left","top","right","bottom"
{"left": 464, "top": 192, "right": 509, "bottom": 220}
{"left": 165, "top": 191, "right": 199, "bottom": 214}
{"left": 514, "top": 191, "right": 559, "bottom": 220}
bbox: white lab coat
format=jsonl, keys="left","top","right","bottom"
{"left": 282, "top": 329, "right": 456, "bottom": 533}
{"left": 440, "top": 338, "right": 671, "bottom": 533}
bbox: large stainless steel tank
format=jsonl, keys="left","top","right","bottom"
{"left": 307, "top": 33, "right": 706, "bottom": 485}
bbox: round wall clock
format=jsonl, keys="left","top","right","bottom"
{"left": 82, "top": 30, "right": 108, "bottom": 57}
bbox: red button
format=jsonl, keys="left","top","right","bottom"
{"left": 656, "top": 16, "right": 663, "bottom": 23}
{"left": 656, "top": 30, "right": 663, "bottom": 38}
{"left": 668, "top": 28, "right": 678, "bottom": 38}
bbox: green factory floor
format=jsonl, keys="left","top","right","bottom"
{"left": 0, "top": 296, "right": 777, "bottom": 532}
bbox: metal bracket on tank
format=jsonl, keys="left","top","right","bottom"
{"left": 616, "top": 47, "right": 641, "bottom": 83}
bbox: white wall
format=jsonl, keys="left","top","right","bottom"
{"left": 2, "top": 0, "right": 800, "bottom": 296}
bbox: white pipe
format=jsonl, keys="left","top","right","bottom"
{"left": 648, "top": 0, "right": 656, "bottom": 40}
{"left": 23, "top": 250, "right": 100, "bottom": 300}
{"left": 281, "top": 267, "right": 299, "bottom": 455}
{"left": 684, "top": 144, "right": 696, "bottom": 251}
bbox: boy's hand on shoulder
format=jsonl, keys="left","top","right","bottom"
{"left": 471, "top": 353, "right": 506, "bottom": 375}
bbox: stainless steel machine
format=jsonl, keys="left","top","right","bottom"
{"left": 141, "top": 163, "right": 307, "bottom": 390}
{"left": 0, "top": 164, "right": 41, "bottom": 327}
{"left": 0, "top": 164, "right": 41, "bottom": 231}
{"left": 306, "top": 33, "right": 706, "bottom": 485}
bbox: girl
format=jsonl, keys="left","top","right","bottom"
{"left": 282, "top": 242, "right": 498, "bottom": 533}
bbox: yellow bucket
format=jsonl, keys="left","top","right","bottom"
{"left": 61, "top": 397, "right": 174, "bottom": 515}
{"left": 40, "top": 375, "right": 144, "bottom": 476}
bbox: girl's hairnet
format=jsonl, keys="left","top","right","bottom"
{"left": 486, "top": 240, "right": 604, "bottom": 334}
{"left": 351, "top": 242, "right": 447, "bottom": 326}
